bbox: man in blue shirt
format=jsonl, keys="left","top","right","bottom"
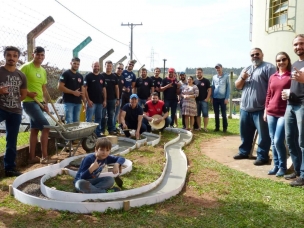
{"left": 211, "top": 63, "right": 230, "bottom": 132}
{"left": 121, "top": 60, "right": 136, "bottom": 108}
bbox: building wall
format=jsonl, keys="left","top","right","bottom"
{"left": 251, "top": 0, "right": 304, "bottom": 64}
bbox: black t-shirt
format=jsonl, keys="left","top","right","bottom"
{"left": 151, "top": 76, "right": 162, "bottom": 97}
{"left": 289, "top": 60, "right": 304, "bottom": 105}
{"left": 101, "top": 72, "right": 118, "bottom": 100}
{"left": 161, "top": 77, "right": 178, "bottom": 101}
{"left": 84, "top": 73, "right": 105, "bottom": 104}
{"left": 122, "top": 103, "right": 143, "bottom": 124}
{"left": 114, "top": 73, "right": 124, "bottom": 99}
{"left": 194, "top": 78, "right": 211, "bottom": 101}
{"left": 60, "top": 70, "right": 84, "bottom": 104}
{"left": 135, "top": 77, "right": 154, "bottom": 99}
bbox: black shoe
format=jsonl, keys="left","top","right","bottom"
{"left": 253, "top": 160, "right": 268, "bottom": 166}
{"left": 109, "top": 131, "right": 117, "bottom": 135}
{"left": 284, "top": 172, "right": 299, "bottom": 180}
{"left": 214, "top": 129, "right": 219, "bottom": 132}
{"left": 233, "top": 154, "right": 249, "bottom": 159}
{"left": 290, "top": 177, "right": 304, "bottom": 187}
{"left": 5, "top": 169, "right": 22, "bottom": 177}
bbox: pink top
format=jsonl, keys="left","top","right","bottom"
{"left": 265, "top": 71, "right": 291, "bottom": 117}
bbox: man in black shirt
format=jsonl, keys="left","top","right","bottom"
{"left": 151, "top": 67, "right": 162, "bottom": 97}
{"left": 194, "top": 68, "right": 211, "bottom": 132}
{"left": 114, "top": 63, "right": 124, "bottom": 131}
{"left": 133, "top": 67, "right": 154, "bottom": 107}
{"left": 58, "top": 57, "right": 86, "bottom": 124}
{"left": 120, "top": 94, "right": 147, "bottom": 139}
{"left": 84, "top": 62, "right": 106, "bottom": 137}
{"left": 160, "top": 68, "right": 180, "bottom": 127}
{"left": 101, "top": 60, "right": 119, "bottom": 135}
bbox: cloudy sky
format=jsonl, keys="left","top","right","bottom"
{"left": 1, "top": 0, "right": 251, "bottom": 71}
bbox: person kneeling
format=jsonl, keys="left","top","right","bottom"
{"left": 142, "top": 92, "right": 169, "bottom": 132}
{"left": 120, "top": 94, "right": 147, "bottom": 139}
{"left": 74, "top": 138, "right": 125, "bottom": 193}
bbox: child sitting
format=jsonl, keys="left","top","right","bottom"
{"left": 74, "top": 137, "right": 125, "bottom": 193}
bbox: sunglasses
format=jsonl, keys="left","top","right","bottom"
{"left": 250, "top": 53, "right": 260, "bottom": 57}
{"left": 276, "top": 58, "right": 287, "bottom": 63}
{"left": 128, "top": 64, "right": 134, "bottom": 66}
{"left": 117, "top": 67, "right": 123, "bottom": 70}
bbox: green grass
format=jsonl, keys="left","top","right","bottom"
{"left": 0, "top": 131, "right": 30, "bottom": 155}
{"left": 2, "top": 118, "right": 304, "bottom": 227}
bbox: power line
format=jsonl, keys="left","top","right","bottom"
{"left": 54, "top": 0, "right": 128, "bottom": 46}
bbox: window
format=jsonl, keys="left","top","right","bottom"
{"left": 269, "top": 0, "right": 288, "bottom": 27}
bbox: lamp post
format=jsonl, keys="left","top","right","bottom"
{"left": 163, "top": 59, "right": 167, "bottom": 78}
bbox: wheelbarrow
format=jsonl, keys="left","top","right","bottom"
{"left": 44, "top": 122, "right": 99, "bottom": 156}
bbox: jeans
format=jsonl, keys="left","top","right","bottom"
{"left": 138, "top": 99, "right": 147, "bottom": 108}
{"left": 120, "top": 121, "right": 147, "bottom": 137}
{"left": 267, "top": 115, "right": 287, "bottom": 170}
{"left": 86, "top": 103, "right": 103, "bottom": 136}
{"left": 285, "top": 104, "right": 304, "bottom": 177}
{"left": 114, "top": 99, "right": 121, "bottom": 128}
{"left": 213, "top": 98, "right": 228, "bottom": 130}
{"left": 75, "top": 176, "right": 114, "bottom": 193}
{"left": 0, "top": 109, "right": 21, "bottom": 170}
{"left": 164, "top": 99, "right": 177, "bottom": 127}
{"left": 142, "top": 117, "right": 169, "bottom": 132}
{"left": 197, "top": 100, "right": 209, "bottom": 117}
{"left": 64, "top": 103, "right": 82, "bottom": 124}
{"left": 101, "top": 99, "right": 116, "bottom": 133}
{"left": 239, "top": 109, "right": 271, "bottom": 161}
{"left": 23, "top": 102, "right": 49, "bottom": 130}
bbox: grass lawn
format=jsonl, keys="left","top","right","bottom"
{"left": 1, "top": 118, "right": 304, "bottom": 227}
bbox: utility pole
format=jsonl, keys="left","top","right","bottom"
{"left": 121, "top": 22, "right": 143, "bottom": 60}
{"left": 163, "top": 59, "right": 167, "bottom": 78}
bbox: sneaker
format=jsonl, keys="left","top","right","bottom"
{"left": 106, "top": 187, "right": 121, "bottom": 193}
{"left": 28, "top": 156, "right": 41, "bottom": 164}
{"left": 290, "top": 177, "right": 304, "bottom": 187}
{"left": 40, "top": 157, "right": 57, "bottom": 164}
{"left": 284, "top": 172, "right": 299, "bottom": 180}
{"left": 5, "top": 169, "right": 22, "bottom": 177}
{"left": 253, "top": 160, "right": 268, "bottom": 166}
{"left": 233, "top": 154, "right": 249, "bottom": 159}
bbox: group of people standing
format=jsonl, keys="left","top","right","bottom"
{"left": 234, "top": 34, "right": 304, "bottom": 187}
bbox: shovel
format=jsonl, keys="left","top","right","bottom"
{"left": 114, "top": 165, "right": 123, "bottom": 188}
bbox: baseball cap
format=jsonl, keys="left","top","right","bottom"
{"left": 180, "top": 72, "right": 185, "bottom": 75}
{"left": 215, "top": 63, "right": 222, "bottom": 68}
{"left": 168, "top": 68, "right": 175, "bottom": 73}
{"left": 130, "top": 94, "right": 138, "bottom": 99}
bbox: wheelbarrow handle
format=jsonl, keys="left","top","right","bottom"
{"left": 33, "top": 97, "right": 67, "bottom": 132}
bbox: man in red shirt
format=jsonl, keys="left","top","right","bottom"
{"left": 142, "top": 92, "right": 169, "bottom": 132}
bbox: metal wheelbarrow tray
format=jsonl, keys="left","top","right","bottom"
{"left": 45, "top": 122, "right": 99, "bottom": 156}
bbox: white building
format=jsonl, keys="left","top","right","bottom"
{"left": 250, "top": 0, "right": 304, "bottom": 63}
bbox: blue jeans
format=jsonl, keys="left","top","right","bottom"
{"left": 86, "top": 103, "right": 103, "bottom": 136}
{"left": 239, "top": 109, "right": 271, "bottom": 161}
{"left": 0, "top": 109, "right": 21, "bottom": 171}
{"left": 213, "top": 98, "right": 227, "bottom": 130}
{"left": 64, "top": 103, "right": 82, "bottom": 124}
{"left": 164, "top": 100, "right": 177, "bottom": 127}
{"left": 23, "top": 102, "right": 49, "bottom": 130}
{"left": 101, "top": 99, "right": 116, "bottom": 133}
{"left": 197, "top": 100, "right": 209, "bottom": 117}
{"left": 138, "top": 99, "right": 147, "bottom": 108}
{"left": 75, "top": 176, "right": 114, "bottom": 193}
{"left": 285, "top": 104, "right": 304, "bottom": 177}
{"left": 267, "top": 115, "right": 287, "bottom": 170}
{"left": 114, "top": 99, "right": 121, "bottom": 128}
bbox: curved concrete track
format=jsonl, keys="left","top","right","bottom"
{"left": 12, "top": 130, "right": 192, "bottom": 213}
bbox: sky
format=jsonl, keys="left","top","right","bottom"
{"left": 1, "top": 0, "right": 251, "bottom": 71}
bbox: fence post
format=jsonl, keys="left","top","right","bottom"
{"left": 27, "top": 16, "right": 55, "bottom": 61}
{"left": 72, "top": 36, "right": 92, "bottom": 58}
{"left": 113, "top": 56, "right": 127, "bottom": 70}
{"left": 228, "top": 71, "right": 233, "bottom": 119}
{"left": 99, "top": 49, "right": 114, "bottom": 73}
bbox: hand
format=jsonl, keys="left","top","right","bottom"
{"left": 112, "top": 163, "right": 120, "bottom": 174}
{"left": 122, "top": 123, "right": 128, "bottom": 129}
{"left": 281, "top": 90, "right": 288, "bottom": 100}
{"left": 0, "top": 86, "right": 9, "bottom": 95}
{"left": 153, "top": 117, "right": 162, "bottom": 124}
{"left": 43, "top": 104, "right": 49, "bottom": 113}
{"left": 148, "top": 117, "right": 153, "bottom": 122}
{"left": 103, "top": 101, "right": 107, "bottom": 108}
{"left": 204, "top": 98, "right": 209, "bottom": 102}
{"left": 87, "top": 100, "right": 93, "bottom": 108}
{"left": 292, "top": 67, "right": 304, "bottom": 83}
{"left": 115, "top": 100, "right": 119, "bottom": 106}
{"left": 89, "top": 158, "right": 100, "bottom": 173}
{"left": 241, "top": 70, "right": 249, "bottom": 80}
{"left": 72, "top": 88, "right": 82, "bottom": 97}
{"left": 263, "top": 113, "right": 267, "bottom": 122}
{"left": 210, "top": 98, "right": 213, "bottom": 103}
{"left": 135, "top": 130, "right": 140, "bottom": 140}
{"left": 167, "top": 83, "right": 173, "bottom": 88}
{"left": 27, "top": 91, "right": 37, "bottom": 98}
{"left": 155, "top": 87, "right": 159, "bottom": 91}
{"left": 82, "top": 105, "right": 86, "bottom": 113}
{"left": 224, "top": 99, "right": 228, "bottom": 105}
